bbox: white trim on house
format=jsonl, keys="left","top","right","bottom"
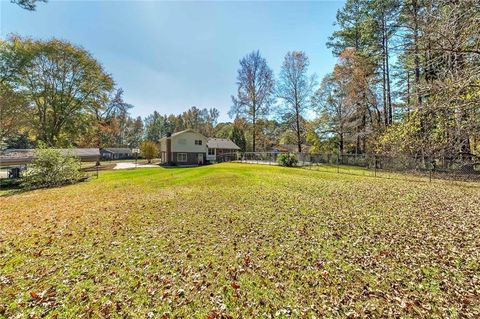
{"left": 206, "top": 138, "right": 240, "bottom": 162}
{"left": 206, "top": 149, "right": 215, "bottom": 161}
{"left": 158, "top": 129, "right": 240, "bottom": 164}
{"left": 177, "top": 153, "right": 187, "bottom": 162}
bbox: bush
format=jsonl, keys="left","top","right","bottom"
{"left": 21, "top": 148, "right": 86, "bottom": 189}
{"left": 277, "top": 153, "right": 298, "bottom": 167}
{"left": 140, "top": 141, "right": 159, "bottom": 163}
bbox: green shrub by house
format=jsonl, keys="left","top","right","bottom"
{"left": 21, "top": 147, "right": 85, "bottom": 189}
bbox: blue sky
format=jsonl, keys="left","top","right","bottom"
{"left": 1, "top": 0, "right": 344, "bottom": 122}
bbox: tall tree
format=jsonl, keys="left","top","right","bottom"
{"left": 104, "top": 88, "right": 133, "bottom": 119}
{"left": 369, "top": 0, "right": 400, "bottom": 125}
{"left": 180, "top": 106, "right": 220, "bottom": 136}
{"left": 397, "top": 0, "right": 424, "bottom": 109}
{"left": 229, "top": 122, "right": 247, "bottom": 153}
{"left": 11, "top": 0, "right": 46, "bottom": 10}
{"left": 0, "top": 38, "right": 32, "bottom": 147}
{"left": 0, "top": 82, "right": 30, "bottom": 146}
{"left": 314, "top": 73, "right": 350, "bottom": 154}
{"left": 0, "top": 37, "right": 31, "bottom": 85}
{"left": 2, "top": 36, "right": 114, "bottom": 146}
{"left": 276, "top": 51, "right": 317, "bottom": 152}
{"left": 206, "top": 108, "right": 220, "bottom": 136}
{"left": 126, "top": 116, "right": 144, "bottom": 148}
{"left": 318, "top": 49, "right": 378, "bottom": 154}
{"left": 230, "top": 51, "right": 274, "bottom": 152}
{"left": 329, "top": 0, "right": 400, "bottom": 127}
{"left": 327, "top": 0, "right": 372, "bottom": 54}
{"left": 97, "top": 88, "right": 135, "bottom": 147}
{"left": 417, "top": 0, "right": 480, "bottom": 157}
{"left": 144, "top": 111, "right": 166, "bottom": 142}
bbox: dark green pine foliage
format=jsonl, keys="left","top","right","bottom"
{"left": 229, "top": 126, "right": 247, "bottom": 153}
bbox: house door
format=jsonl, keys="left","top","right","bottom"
{"left": 198, "top": 153, "right": 204, "bottom": 165}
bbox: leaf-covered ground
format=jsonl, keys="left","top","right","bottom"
{"left": 1, "top": 163, "right": 479, "bottom": 318}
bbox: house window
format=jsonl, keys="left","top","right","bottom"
{"left": 177, "top": 153, "right": 187, "bottom": 162}
{"left": 195, "top": 140, "right": 202, "bottom": 145}
{"left": 208, "top": 148, "right": 215, "bottom": 155}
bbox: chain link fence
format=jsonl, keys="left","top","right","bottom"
{"left": 3, "top": 153, "right": 478, "bottom": 187}
{"left": 230, "top": 152, "right": 480, "bottom": 182}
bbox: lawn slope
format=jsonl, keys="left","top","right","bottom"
{"left": 1, "top": 163, "right": 479, "bottom": 318}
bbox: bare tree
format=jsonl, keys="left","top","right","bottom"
{"left": 276, "top": 51, "right": 317, "bottom": 152}
{"left": 230, "top": 51, "right": 274, "bottom": 152}
{"left": 313, "top": 73, "right": 351, "bottom": 154}
{"left": 11, "top": 0, "right": 46, "bottom": 10}
{"left": 417, "top": 0, "right": 480, "bottom": 158}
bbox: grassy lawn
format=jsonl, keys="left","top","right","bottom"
{"left": 1, "top": 163, "right": 479, "bottom": 318}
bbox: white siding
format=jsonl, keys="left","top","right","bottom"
{"left": 171, "top": 132, "right": 207, "bottom": 153}
{"left": 206, "top": 148, "right": 216, "bottom": 161}
{"left": 159, "top": 139, "right": 167, "bottom": 152}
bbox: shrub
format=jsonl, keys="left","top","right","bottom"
{"left": 277, "top": 153, "right": 298, "bottom": 167}
{"left": 21, "top": 148, "right": 85, "bottom": 189}
{"left": 140, "top": 141, "right": 158, "bottom": 163}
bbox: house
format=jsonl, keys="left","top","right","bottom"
{"left": 159, "top": 129, "right": 208, "bottom": 165}
{"left": 0, "top": 148, "right": 100, "bottom": 167}
{"left": 158, "top": 129, "right": 239, "bottom": 165}
{"left": 100, "top": 148, "right": 133, "bottom": 160}
{"left": 206, "top": 138, "right": 240, "bottom": 162}
{"left": 273, "top": 144, "right": 311, "bottom": 153}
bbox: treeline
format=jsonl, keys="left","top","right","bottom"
{"left": 2, "top": 0, "right": 479, "bottom": 158}
{"left": 143, "top": 107, "right": 219, "bottom": 142}
{"left": 319, "top": 0, "right": 480, "bottom": 158}
{"left": 0, "top": 36, "right": 224, "bottom": 149}
{"left": 0, "top": 36, "right": 324, "bottom": 153}
{"left": 228, "top": 0, "right": 480, "bottom": 157}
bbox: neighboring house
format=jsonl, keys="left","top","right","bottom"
{"left": 206, "top": 138, "right": 240, "bottom": 162}
{"left": 0, "top": 148, "right": 100, "bottom": 167}
{"left": 100, "top": 148, "right": 132, "bottom": 160}
{"left": 159, "top": 129, "right": 240, "bottom": 165}
{"left": 273, "top": 144, "right": 311, "bottom": 153}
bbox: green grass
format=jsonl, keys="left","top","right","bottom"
{"left": 1, "top": 163, "right": 479, "bottom": 318}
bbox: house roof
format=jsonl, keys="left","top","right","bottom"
{"left": 102, "top": 148, "right": 132, "bottom": 154}
{"left": 171, "top": 129, "right": 197, "bottom": 137}
{"left": 159, "top": 129, "right": 207, "bottom": 141}
{"left": 0, "top": 149, "right": 35, "bottom": 161}
{"left": 207, "top": 138, "right": 240, "bottom": 150}
{"left": 274, "top": 144, "right": 311, "bottom": 153}
{"left": 0, "top": 148, "right": 100, "bottom": 166}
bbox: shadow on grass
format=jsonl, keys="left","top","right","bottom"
{"left": 304, "top": 163, "right": 480, "bottom": 187}
{"left": 0, "top": 178, "right": 24, "bottom": 197}
{"left": 0, "top": 176, "right": 92, "bottom": 197}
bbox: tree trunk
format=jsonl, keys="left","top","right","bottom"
{"left": 295, "top": 97, "right": 302, "bottom": 153}
{"left": 406, "top": 70, "right": 411, "bottom": 109}
{"left": 339, "top": 133, "right": 344, "bottom": 155}
{"left": 381, "top": 13, "right": 388, "bottom": 126}
{"left": 412, "top": 0, "right": 422, "bottom": 108}
{"left": 385, "top": 27, "right": 392, "bottom": 124}
{"left": 252, "top": 107, "right": 256, "bottom": 153}
{"left": 296, "top": 117, "right": 302, "bottom": 153}
{"left": 338, "top": 101, "right": 344, "bottom": 154}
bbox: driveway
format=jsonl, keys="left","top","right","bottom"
{"left": 114, "top": 163, "right": 158, "bottom": 170}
